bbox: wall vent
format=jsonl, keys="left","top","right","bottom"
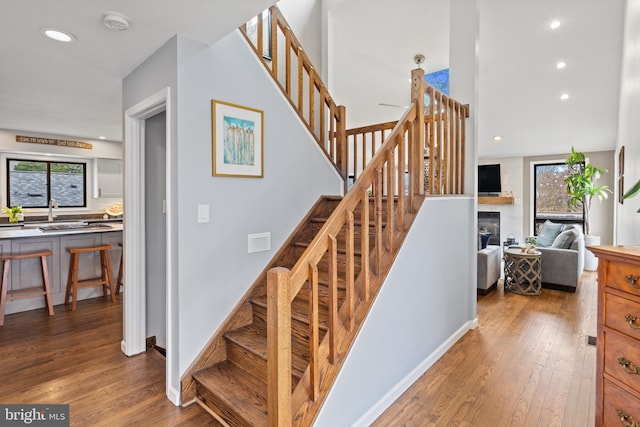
{"left": 248, "top": 232, "right": 271, "bottom": 253}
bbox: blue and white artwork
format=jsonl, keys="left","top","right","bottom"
{"left": 223, "top": 116, "right": 255, "bottom": 166}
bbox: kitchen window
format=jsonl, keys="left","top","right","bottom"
{"left": 7, "top": 158, "right": 87, "bottom": 208}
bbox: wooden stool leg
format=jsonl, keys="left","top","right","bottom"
{"left": 116, "top": 250, "right": 123, "bottom": 295}
{"left": 103, "top": 250, "right": 115, "bottom": 302}
{"left": 99, "top": 250, "right": 108, "bottom": 297}
{"left": 65, "top": 253, "right": 74, "bottom": 306}
{"left": 40, "top": 255, "right": 54, "bottom": 317}
{"left": 0, "top": 260, "right": 11, "bottom": 327}
{"left": 72, "top": 252, "right": 80, "bottom": 311}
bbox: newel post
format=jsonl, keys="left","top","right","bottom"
{"left": 267, "top": 267, "right": 292, "bottom": 427}
{"left": 411, "top": 68, "right": 425, "bottom": 196}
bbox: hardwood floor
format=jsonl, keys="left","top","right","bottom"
{"left": 0, "top": 272, "right": 597, "bottom": 426}
{"left": 374, "top": 272, "right": 598, "bottom": 427}
{"left": 0, "top": 295, "right": 219, "bottom": 426}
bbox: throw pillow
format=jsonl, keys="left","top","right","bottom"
{"left": 551, "top": 228, "right": 579, "bottom": 249}
{"left": 480, "top": 232, "right": 491, "bottom": 249}
{"left": 536, "top": 220, "right": 563, "bottom": 247}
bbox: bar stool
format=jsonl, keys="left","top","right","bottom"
{"left": 65, "top": 245, "right": 115, "bottom": 311}
{"left": 0, "top": 250, "right": 54, "bottom": 326}
{"left": 116, "top": 242, "right": 123, "bottom": 294}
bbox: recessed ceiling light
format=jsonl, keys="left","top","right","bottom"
{"left": 98, "top": 136, "right": 106, "bottom": 140}
{"left": 550, "top": 20, "right": 561, "bottom": 29}
{"left": 493, "top": 135, "right": 503, "bottom": 141}
{"left": 556, "top": 61, "right": 566, "bottom": 69}
{"left": 560, "top": 93, "right": 570, "bottom": 100}
{"left": 41, "top": 28, "right": 77, "bottom": 43}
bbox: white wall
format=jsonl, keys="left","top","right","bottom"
{"left": 616, "top": 0, "right": 640, "bottom": 244}
{"left": 316, "top": 197, "right": 477, "bottom": 426}
{"left": 478, "top": 157, "right": 525, "bottom": 244}
{"left": 278, "top": 0, "right": 322, "bottom": 71}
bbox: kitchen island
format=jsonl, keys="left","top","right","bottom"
{"left": 0, "top": 222, "right": 123, "bottom": 316}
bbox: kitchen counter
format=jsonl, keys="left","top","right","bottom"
{"left": 0, "top": 222, "right": 122, "bottom": 239}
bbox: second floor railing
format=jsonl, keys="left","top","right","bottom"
{"left": 241, "top": 7, "right": 348, "bottom": 181}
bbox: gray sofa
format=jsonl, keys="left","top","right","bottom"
{"left": 478, "top": 245, "right": 501, "bottom": 294}
{"left": 533, "top": 221, "right": 585, "bottom": 292}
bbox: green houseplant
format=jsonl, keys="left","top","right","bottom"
{"left": 623, "top": 177, "right": 640, "bottom": 212}
{"left": 564, "top": 147, "right": 612, "bottom": 236}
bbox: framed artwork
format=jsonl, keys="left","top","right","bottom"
{"left": 212, "top": 100, "right": 264, "bottom": 178}
{"left": 618, "top": 146, "right": 625, "bottom": 204}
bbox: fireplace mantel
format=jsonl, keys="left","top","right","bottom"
{"left": 478, "top": 196, "right": 514, "bottom": 205}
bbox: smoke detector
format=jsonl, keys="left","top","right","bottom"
{"left": 414, "top": 54, "right": 426, "bottom": 68}
{"left": 103, "top": 12, "right": 130, "bottom": 31}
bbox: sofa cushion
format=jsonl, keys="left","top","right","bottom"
{"left": 551, "top": 228, "right": 579, "bottom": 249}
{"left": 537, "top": 220, "right": 563, "bottom": 247}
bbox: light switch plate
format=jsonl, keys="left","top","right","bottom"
{"left": 197, "top": 204, "right": 209, "bottom": 223}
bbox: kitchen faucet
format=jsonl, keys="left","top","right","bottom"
{"left": 48, "top": 199, "right": 58, "bottom": 222}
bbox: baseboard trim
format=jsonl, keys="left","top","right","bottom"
{"left": 167, "top": 385, "right": 181, "bottom": 406}
{"left": 351, "top": 319, "right": 476, "bottom": 427}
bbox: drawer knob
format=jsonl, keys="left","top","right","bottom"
{"left": 618, "top": 409, "right": 640, "bottom": 427}
{"left": 618, "top": 357, "right": 640, "bottom": 375}
{"left": 626, "top": 314, "right": 640, "bottom": 330}
{"left": 627, "top": 275, "right": 640, "bottom": 288}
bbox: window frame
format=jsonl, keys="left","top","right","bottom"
{"left": 532, "top": 161, "right": 584, "bottom": 235}
{"left": 6, "top": 157, "right": 88, "bottom": 209}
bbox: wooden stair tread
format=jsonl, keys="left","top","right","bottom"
{"left": 224, "top": 325, "right": 307, "bottom": 379}
{"left": 251, "top": 295, "right": 334, "bottom": 331}
{"left": 193, "top": 360, "right": 267, "bottom": 426}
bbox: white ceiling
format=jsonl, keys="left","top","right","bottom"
{"left": 0, "top": 0, "right": 626, "bottom": 159}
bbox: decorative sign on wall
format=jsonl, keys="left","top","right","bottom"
{"left": 16, "top": 135, "right": 93, "bottom": 149}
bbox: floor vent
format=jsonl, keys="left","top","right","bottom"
{"left": 587, "top": 335, "right": 597, "bottom": 346}
{"left": 248, "top": 232, "right": 270, "bottom": 253}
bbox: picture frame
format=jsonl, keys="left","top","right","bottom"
{"left": 618, "top": 146, "right": 625, "bottom": 204}
{"left": 212, "top": 100, "right": 264, "bottom": 178}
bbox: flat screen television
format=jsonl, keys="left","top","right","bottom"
{"left": 478, "top": 164, "right": 501, "bottom": 196}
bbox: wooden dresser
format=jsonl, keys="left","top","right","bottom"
{"left": 590, "top": 245, "right": 640, "bottom": 426}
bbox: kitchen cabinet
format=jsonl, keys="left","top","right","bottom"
{"left": 95, "top": 158, "right": 123, "bottom": 198}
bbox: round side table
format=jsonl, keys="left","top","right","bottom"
{"left": 503, "top": 248, "right": 542, "bottom": 295}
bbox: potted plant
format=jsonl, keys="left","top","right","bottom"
{"left": 564, "top": 147, "right": 612, "bottom": 270}
{"left": 3, "top": 206, "right": 23, "bottom": 223}
{"left": 525, "top": 236, "right": 538, "bottom": 254}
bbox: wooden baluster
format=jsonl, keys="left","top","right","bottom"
{"left": 397, "top": 134, "right": 405, "bottom": 231}
{"left": 386, "top": 149, "right": 395, "bottom": 251}
{"left": 353, "top": 134, "right": 359, "bottom": 182}
{"left": 266, "top": 267, "right": 291, "bottom": 427}
{"left": 375, "top": 168, "right": 383, "bottom": 275}
{"left": 269, "top": 6, "right": 278, "bottom": 81}
{"left": 429, "top": 87, "right": 435, "bottom": 195}
{"left": 309, "top": 74, "right": 315, "bottom": 136}
{"left": 285, "top": 28, "right": 291, "bottom": 97}
{"left": 345, "top": 210, "right": 355, "bottom": 332}
{"left": 443, "top": 95, "right": 450, "bottom": 194}
{"left": 411, "top": 70, "right": 425, "bottom": 196}
{"left": 328, "top": 235, "right": 338, "bottom": 364}
{"left": 337, "top": 105, "right": 347, "bottom": 184}
{"left": 308, "top": 263, "right": 319, "bottom": 401}
{"left": 319, "top": 93, "right": 326, "bottom": 153}
{"left": 297, "top": 48, "right": 303, "bottom": 114}
{"left": 256, "top": 12, "right": 263, "bottom": 62}
{"left": 461, "top": 104, "right": 468, "bottom": 194}
{"left": 361, "top": 189, "right": 370, "bottom": 301}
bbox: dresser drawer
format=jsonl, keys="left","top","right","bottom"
{"left": 607, "top": 260, "right": 640, "bottom": 297}
{"left": 605, "top": 329, "right": 640, "bottom": 394}
{"left": 603, "top": 379, "right": 640, "bottom": 427}
{"left": 606, "top": 293, "right": 640, "bottom": 339}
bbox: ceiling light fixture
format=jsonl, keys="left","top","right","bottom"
{"left": 560, "top": 93, "right": 570, "bottom": 100}
{"left": 493, "top": 135, "right": 503, "bottom": 141}
{"left": 556, "top": 61, "right": 566, "bottom": 69}
{"left": 103, "top": 12, "right": 131, "bottom": 31}
{"left": 414, "top": 54, "right": 425, "bottom": 69}
{"left": 98, "top": 136, "right": 106, "bottom": 140}
{"left": 550, "top": 20, "right": 561, "bottom": 29}
{"left": 41, "top": 28, "right": 77, "bottom": 43}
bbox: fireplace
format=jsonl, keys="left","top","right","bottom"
{"left": 478, "top": 211, "right": 500, "bottom": 246}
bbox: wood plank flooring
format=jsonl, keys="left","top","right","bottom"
{"left": 0, "top": 272, "right": 597, "bottom": 426}
{"left": 374, "top": 272, "right": 597, "bottom": 427}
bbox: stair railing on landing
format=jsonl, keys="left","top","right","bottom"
{"left": 265, "top": 69, "right": 435, "bottom": 426}
{"left": 240, "top": 6, "right": 348, "bottom": 185}
{"left": 346, "top": 87, "right": 469, "bottom": 195}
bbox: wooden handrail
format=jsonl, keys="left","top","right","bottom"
{"left": 240, "top": 7, "right": 348, "bottom": 186}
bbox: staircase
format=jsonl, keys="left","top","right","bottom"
{"left": 181, "top": 5, "right": 468, "bottom": 426}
